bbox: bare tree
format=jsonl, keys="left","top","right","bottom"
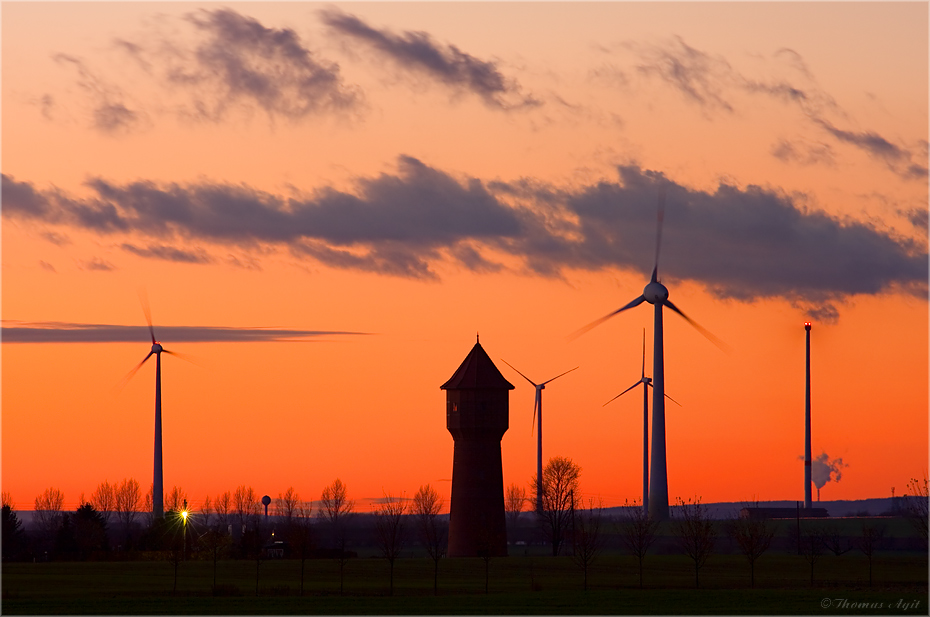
{"left": 726, "top": 508, "right": 776, "bottom": 588}
{"left": 1, "top": 491, "right": 12, "bottom": 509}
{"left": 319, "top": 478, "right": 355, "bottom": 594}
{"left": 197, "top": 498, "right": 231, "bottom": 596}
{"left": 165, "top": 486, "right": 188, "bottom": 513}
{"left": 799, "top": 526, "right": 825, "bottom": 586}
{"left": 903, "top": 475, "right": 928, "bottom": 545}
{"left": 90, "top": 481, "right": 116, "bottom": 526}
{"left": 673, "top": 496, "right": 717, "bottom": 588}
{"left": 199, "top": 496, "right": 213, "bottom": 528}
{"left": 531, "top": 455, "right": 581, "bottom": 556}
{"left": 214, "top": 491, "right": 232, "bottom": 532}
{"left": 823, "top": 523, "right": 852, "bottom": 556}
{"left": 617, "top": 498, "right": 659, "bottom": 589}
{"left": 373, "top": 492, "right": 408, "bottom": 596}
{"left": 571, "top": 498, "right": 606, "bottom": 591}
{"left": 34, "top": 487, "right": 65, "bottom": 550}
{"left": 114, "top": 478, "right": 141, "bottom": 546}
{"left": 505, "top": 482, "right": 527, "bottom": 529}
{"left": 274, "top": 487, "right": 300, "bottom": 523}
{"left": 289, "top": 501, "right": 314, "bottom": 596}
{"left": 413, "top": 484, "right": 446, "bottom": 595}
{"left": 233, "top": 485, "right": 260, "bottom": 534}
{"left": 857, "top": 522, "right": 885, "bottom": 587}
{"left": 142, "top": 484, "right": 154, "bottom": 527}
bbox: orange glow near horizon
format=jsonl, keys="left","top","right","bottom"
{"left": 2, "top": 3, "right": 927, "bottom": 515}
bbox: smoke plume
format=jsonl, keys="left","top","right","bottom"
{"left": 811, "top": 451, "right": 847, "bottom": 489}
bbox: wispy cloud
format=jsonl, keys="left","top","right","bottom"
{"left": 618, "top": 37, "right": 926, "bottom": 180}
{"left": 80, "top": 257, "right": 116, "bottom": 271}
{"left": 3, "top": 160, "right": 926, "bottom": 317}
{"left": 320, "top": 9, "right": 539, "bottom": 110}
{"left": 52, "top": 54, "right": 144, "bottom": 134}
{"left": 121, "top": 243, "right": 213, "bottom": 264}
{"left": 1, "top": 321, "right": 369, "bottom": 344}
{"left": 51, "top": 8, "right": 360, "bottom": 131}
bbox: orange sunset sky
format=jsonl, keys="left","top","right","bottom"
{"left": 2, "top": 2, "right": 927, "bottom": 514}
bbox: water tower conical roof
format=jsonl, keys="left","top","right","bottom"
{"left": 441, "top": 339, "right": 514, "bottom": 390}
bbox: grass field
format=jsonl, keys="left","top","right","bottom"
{"left": 3, "top": 550, "right": 926, "bottom": 614}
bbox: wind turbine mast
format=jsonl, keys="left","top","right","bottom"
{"left": 804, "top": 322, "right": 812, "bottom": 509}
{"left": 154, "top": 344, "right": 164, "bottom": 519}
{"left": 501, "top": 360, "right": 578, "bottom": 515}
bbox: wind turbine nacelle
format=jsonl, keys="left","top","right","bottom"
{"left": 151, "top": 343, "right": 163, "bottom": 353}
{"left": 643, "top": 282, "right": 669, "bottom": 304}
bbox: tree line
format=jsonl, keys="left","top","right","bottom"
{"left": 2, "top": 466, "right": 927, "bottom": 594}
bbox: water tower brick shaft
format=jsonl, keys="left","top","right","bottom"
{"left": 441, "top": 340, "right": 512, "bottom": 558}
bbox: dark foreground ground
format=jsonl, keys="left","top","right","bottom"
{"left": 2, "top": 551, "right": 927, "bottom": 614}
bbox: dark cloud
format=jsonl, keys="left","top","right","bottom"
{"left": 1, "top": 321, "right": 369, "bottom": 344}
{"left": 121, "top": 243, "right": 213, "bottom": 264}
{"left": 803, "top": 304, "right": 840, "bottom": 325}
{"left": 903, "top": 207, "right": 929, "bottom": 231}
{"left": 3, "top": 161, "right": 926, "bottom": 313}
{"left": 771, "top": 138, "right": 835, "bottom": 167}
{"left": 320, "top": 9, "right": 538, "bottom": 110}
{"left": 81, "top": 257, "right": 116, "bottom": 271}
{"left": 171, "top": 8, "right": 360, "bottom": 121}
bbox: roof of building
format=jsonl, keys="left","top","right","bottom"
{"left": 441, "top": 337, "right": 515, "bottom": 391}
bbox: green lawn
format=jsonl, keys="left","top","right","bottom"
{"left": 2, "top": 551, "right": 926, "bottom": 614}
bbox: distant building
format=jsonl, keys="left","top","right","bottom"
{"left": 740, "top": 507, "right": 829, "bottom": 519}
{"left": 441, "top": 337, "right": 513, "bottom": 558}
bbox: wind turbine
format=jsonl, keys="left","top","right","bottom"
{"left": 500, "top": 359, "right": 578, "bottom": 514}
{"left": 572, "top": 187, "right": 724, "bottom": 520}
{"left": 603, "top": 328, "right": 680, "bottom": 514}
{"left": 119, "top": 296, "right": 184, "bottom": 520}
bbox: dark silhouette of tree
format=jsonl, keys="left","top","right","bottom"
{"left": 571, "top": 498, "right": 606, "bottom": 591}
{"left": 903, "top": 475, "right": 928, "bottom": 546}
{"left": 617, "top": 499, "right": 659, "bottom": 589}
{"left": 197, "top": 502, "right": 232, "bottom": 596}
{"left": 857, "top": 522, "right": 885, "bottom": 587}
{"left": 165, "top": 486, "right": 188, "bottom": 513}
{"left": 1, "top": 492, "right": 12, "bottom": 509}
{"left": 2, "top": 505, "right": 27, "bottom": 562}
{"left": 799, "top": 526, "right": 825, "bottom": 586}
{"left": 214, "top": 490, "right": 232, "bottom": 533}
{"left": 114, "top": 478, "right": 141, "bottom": 547}
{"left": 233, "top": 485, "right": 259, "bottom": 538}
{"left": 274, "top": 487, "right": 300, "bottom": 523}
{"left": 726, "top": 507, "right": 776, "bottom": 588}
{"left": 530, "top": 456, "right": 580, "bottom": 556}
{"left": 288, "top": 501, "right": 314, "bottom": 596}
{"left": 89, "top": 481, "right": 115, "bottom": 527}
{"left": 373, "top": 492, "right": 408, "bottom": 596}
{"left": 823, "top": 522, "right": 852, "bottom": 556}
{"left": 73, "top": 503, "right": 109, "bottom": 560}
{"left": 34, "top": 487, "right": 65, "bottom": 553}
{"left": 505, "top": 483, "right": 527, "bottom": 529}
{"left": 672, "top": 496, "right": 717, "bottom": 588}
{"left": 319, "top": 478, "right": 355, "bottom": 595}
{"left": 413, "top": 484, "right": 446, "bottom": 595}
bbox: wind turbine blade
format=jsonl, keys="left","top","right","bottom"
{"left": 541, "top": 366, "right": 579, "bottom": 385}
{"left": 652, "top": 186, "right": 666, "bottom": 283}
{"left": 663, "top": 299, "right": 730, "bottom": 352}
{"left": 531, "top": 396, "right": 537, "bottom": 436}
{"left": 138, "top": 288, "right": 155, "bottom": 343}
{"left": 501, "top": 359, "right": 538, "bottom": 387}
{"left": 162, "top": 349, "right": 201, "bottom": 367}
{"left": 568, "top": 295, "right": 646, "bottom": 340}
{"left": 647, "top": 382, "right": 683, "bottom": 406}
{"left": 603, "top": 381, "right": 643, "bottom": 406}
{"left": 113, "top": 352, "right": 154, "bottom": 393}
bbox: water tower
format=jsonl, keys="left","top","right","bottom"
{"left": 441, "top": 336, "right": 513, "bottom": 557}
